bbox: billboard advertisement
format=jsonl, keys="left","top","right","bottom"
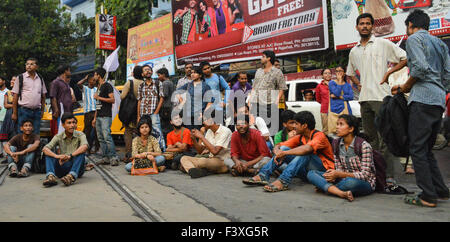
{"left": 172, "top": 0, "right": 329, "bottom": 65}
{"left": 331, "top": 0, "right": 450, "bottom": 50}
{"left": 95, "top": 14, "right": 117, "bottom": 50}
{"left": 126, "top": 14, "right": 175, "bottom": 80}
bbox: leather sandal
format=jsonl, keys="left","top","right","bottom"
{"left": 43, "top": 174, "right": 58, "bottom": 187}
{"left": 61, "top": 174, "right": 76, "bottom": 186}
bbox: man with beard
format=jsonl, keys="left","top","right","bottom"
{"left": 346, "top": 13, "right": 407, "bottom": 186}
{"left": 224, "top": 114, "right": 272, "bottom": 176}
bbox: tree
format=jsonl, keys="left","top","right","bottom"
{"left": 95, "top": 0, "right": 171, "bottom": 84}
{"left": 0, "top": 0, "right": 84, "bottom": 84}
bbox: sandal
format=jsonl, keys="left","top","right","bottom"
{"left": 18, "top": 167, "right": 29, "bottom": 178}
{"left": 263, "top": 182, "right": 289, "bottom": 192}
{"left": 61, "top": 174, "right": 76, "bottom": 186}
{"left": 404, "top": 195, "right": 436, "bottom": 208}
{"left": 9, "top": 166, "right": 18, "bottom": 177}
{"left": 381, "top": 184, "right": 413, "bottom": 195}
{"left": 43, "top": 174, "right": 58, "bottom": 187}
{"left": 85, "top": 163, "right": 95, "bottom": 171}
{"left": 242, "top": 176, "right": 268, "bottom": 186}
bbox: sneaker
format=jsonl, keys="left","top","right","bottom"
{"left": 110, "top": 157, "right": 119, "bottom": 166}
{"left": 95, "top": 157, "right": 110, "bottom": 165}
{"left": 188, "top": 168, "right": 209, "bottom": 179}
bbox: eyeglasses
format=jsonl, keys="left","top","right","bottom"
{"left": 336, "top": 70, "right": 345, "bottom": 73}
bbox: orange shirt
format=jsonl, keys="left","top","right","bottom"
{"left": 167, "top": 127, "right": 193, "bottom": 147}
{"left": 279, "top": 130, "right": 335, "bottom": 170}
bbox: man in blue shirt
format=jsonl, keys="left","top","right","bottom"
{"left": 391, "top": 10, "right": 450, "bottom": 207}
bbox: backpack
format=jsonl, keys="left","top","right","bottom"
{"left": 32, "top": 139, "right": 48, "bottom": 174}
{"left": 332, "top": 136, "right": 387, "bottom": 192}
{"left": 119, "top": 80, "right": 138, "bottom": 127}
{"left": 18, "top": 73, "right": 45, "bottom": 101}
{"left": 375, "top": 93, "right": 409, "bottom": 157}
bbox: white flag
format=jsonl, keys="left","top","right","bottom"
{"left": 103, "top": 46, "right": 120, "bottom": 72}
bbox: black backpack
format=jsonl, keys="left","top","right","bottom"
{"left": 32, "top": 139, "right": 48, "bottom": 174}
{"left": 119, "top": 80, "right": 138, "bottom": 128}
{"left": 18, "top": 73, "right": 45, "bottom": 101}
{"left": 375, "top": 93, "right": 409, "bottom": 157}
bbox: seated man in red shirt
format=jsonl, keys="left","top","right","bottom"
{"left": 243, "top": 111, "right": 334, "bottom": 192}
{"left": 224, "top": 114, "right": 272, "bottom": 176}
{"left": 165, "top": 112, "right": 195, "bottom": 170}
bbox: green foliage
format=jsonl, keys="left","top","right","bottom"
{"left": 0, "top": 0, "right": 84, "bottom": 83}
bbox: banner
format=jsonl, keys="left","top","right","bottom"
{"left": 95, "top": 14, "right": 117, "bottom": 50}
{"left": 331, "top": 0, "right": 450, "bottom": 50}
{"left": 172, "top": 0, "right": 329, "bottom": 65}
{"left": 126, "top": 14, "right": 175, "bottom": 80}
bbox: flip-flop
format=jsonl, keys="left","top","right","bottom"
{"left": 404, "top": 195, "right": 436, "bottom": 208}
{"left": 242, "top": 177, "right": 268, "bottom": 186}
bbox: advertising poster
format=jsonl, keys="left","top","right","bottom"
{"left": 126, "top": 14, "right": 175, "bottom": 80}
{"left": 331, "top": 0, "right": 450, "bottom": 50}
{"left": 95, "top": 14, "right": 117, "bottom": 50}
{"left": 172, "top": 0, "right": 329, "bottom": 65}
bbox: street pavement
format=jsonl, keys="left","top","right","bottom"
{"left": 0, "top": 145, "right": 448, "bottom": 222}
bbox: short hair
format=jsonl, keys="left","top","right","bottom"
{"left": 199, "top": 61, "right": 211, "bottom": 71}
{"left": 185, "top": 62, "right": 193, "bottom": 68}
{"left": 61, "top": 113, "right": 77, "bottom": 124}
{"left": 21, "top": 119, "right": 33, "bottom": 127}
{"left": 0, "top": 76, "right": 6, "bottom": 82}
{"left": 133, "top": 66, "right": 143, "bottom": 79}
{"left": 235, "top": 114, "right": 250, "bottom": 125}
{"left": 281, "top": 110, "right": 295, "bottom": 123}
{"left": 356, "top": 13, "right": 374, "bottom": 25}
{"left": 237, "top": 71, "right": 248, "bottom": 79}
{"left": 57, "top": 65, "right": 71, "bottom": 76}
{"left": 87, "top": 73, "right": 94, "bottom": 80}
{"left": 95, "top": 67, "right": 107, "bottom": 80}
{"left": 142, "top": 64, "right": 152, "bottom": 71}
{"left": 294, "top": 111, "right": 315, "bottom": 130}
{"left": 274, "top": 59, "right": 280, "bottom": 63}
{"left": 262, "top": 50, "right": 276, "bottom": 65}
{"left": 156, "top": 67, "right": 169, "bottom": 78}
{"left": 137, "top": 115, "right": 153, "bottom": 136}
{"left": 405, "top": 9, "right": 430, "bottom": 30}
{"left": 338, "top": 114, "right": 360, "bottom": 136}
{"left": 26, "top": 57, "right": 38, "bottom": 65}
{"left": 303, "top": 90, "right": 314, "bottom": 96}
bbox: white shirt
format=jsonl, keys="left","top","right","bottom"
{"left": 203, "top": 125, "right": 232, "bottom": 160}
{"left": 0, "top": 88, "right": 9, "bottom": 109}
{"left": 347, "top": 35, "right": 407, "bottom": 102}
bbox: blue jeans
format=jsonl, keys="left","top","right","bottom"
{"left": 96, "top": 116, "right": 117, "bottom": 158}
{"left": 17, "top": 107, "right": 41, "bottom": 135}
{"left": 150, "top": 114, "right": 166, "bottom": 152}
{"left": 258, "top": 146, "right": 326, "bottom": 185}
{"left": 125, "top": 155, "right": 166, "bottom": 172}
{"left": 307, "top": 170, "right": 374, "bottom": 196}
{"left": 7, "top": 145, "right": 35, "bottom": 170}
{"left": 46, "top": 154, "right": 86, "bottom": 179}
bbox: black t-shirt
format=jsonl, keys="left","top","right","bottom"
{"left": 8, "top": 134, "right": 39, "bottom": 152}
{"left": 96, "top": 82, "right": 114, "bottom": 117}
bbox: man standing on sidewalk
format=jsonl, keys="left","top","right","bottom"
{"left": 346, "top": 13, "right": 407, "bottom": 185}
{"left": 176, "top": 63, "right": 193, "bottom": 89}
{"left": 248, "top": 51, "right": 287, "bottom": 134}
{"left": 50, "top": 65, "right": 73, "bottom": 136}
{"left": 77, "top": 74, "right": 100, "bottom": 155}
{"left": 120, "top": 66, "right": 143, "bottom": 162}
{"left": 200, "top": 61, "right": 230, "bottom": 123}
{"left": 92, "top": 67, "right": 120, "bottom": 166}
{"left": 12, "top": 58, "right": 47, "bottom": 135}
{"left": 137, "top": 65, "right": 166, "bottom": 150}
{"left": 391, "top": 10, "right": 449, "bottom": 207}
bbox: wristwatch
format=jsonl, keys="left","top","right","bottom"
{"left": 69, "top": 154, "right": 73, "bottom": 160}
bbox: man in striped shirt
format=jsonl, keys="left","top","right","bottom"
{"left": 77, "top": 74, "right": 99, "bottom": 154}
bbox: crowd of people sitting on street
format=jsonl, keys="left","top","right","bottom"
{"left": 1, "top": 10, "right": 448, "bottom": 207}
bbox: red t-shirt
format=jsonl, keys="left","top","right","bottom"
{"left": 231, "top": 129, "right": 271, "bottom": 161}
{"left": 167, "top": 128, "right": 193, "bottom": 147}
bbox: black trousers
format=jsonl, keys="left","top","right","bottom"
{"left": 409, "top": 102, "right": 449, "bottom": 203}
{"left": 84, "top": 111, "right": 100, "bottom": 151}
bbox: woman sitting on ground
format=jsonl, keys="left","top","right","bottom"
{"left": 125, "top": 115, "right": 166, "bottom": 173}
{"left": 307, "top": 114, "right": 376, "bottom": 202}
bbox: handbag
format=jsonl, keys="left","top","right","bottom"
{"left": 130, "top": 157, "right": 159, "bottom": 176}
